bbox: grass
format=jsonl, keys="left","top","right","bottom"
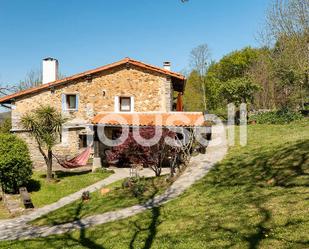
{"left": 0, "top": 202, "right": 10, "bottom": 219}
{"left": 28, "top": 169, "right": 112, "bottom": 208}
{"left": 0, "top": 169, "right": 112, "bottom": 220}
{"left": 1, "top": 121, "right": 309, "bottom": 248}
{"left": 31, "top": 176, "right": 171, "bottom": 226}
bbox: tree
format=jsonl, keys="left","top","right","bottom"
{"left": 17, "top": 69, "right": 65, "bottom": 91}
{"left": 107, "top": 127, "right": 177, "bottom": 177}
{"left": 21, "top": 106, "right": 66, "bottom": 180}
{"left": 209, "top": 47, "right": 259, "bottom": 82}
{"left": 190, "top": 44, "right": 211, "bottom": 110}
{"left": 205, "top": 47, "right": 261, "bottom": 109}
{"left": 0, "top": 118, "right": 11, "bottom": 134}
{"left": 263, "top": 0, "right": 309, "bottom": 108}
{"left": 220, "top": 77, "right": 261, "bottom": 106}
{"left": 0, "top": 84, "right": 16, "bottom": 97}
{"left": 183, "top": 70, "right": 205, "bottom": 111}
{"left": 1, "top": 70, "right": 43, "bottom": 96}
{"left": 17, "top": 70, "right": 42, "bottom": 91}
{"left": 266, "top": 0, "right": 309, "bottom": 41}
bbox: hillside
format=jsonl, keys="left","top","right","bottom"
{"left": 1, "top": 120, "right": 308, "bottom": 248}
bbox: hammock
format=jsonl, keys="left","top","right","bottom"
{"left": 53, "top": 146, "right": 92, "bottom": 169}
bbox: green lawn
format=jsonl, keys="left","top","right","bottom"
{"left": 1, "top": 121, "right": 308, "bottom": 248}
{"left": 29, "top": 170, "right": 112, "bottom": 208}
{"left": 0, "top": 169, "right": 112, "bottom": 220}
{"left": 32, "top": 176, "right": 171, "bottom": 226}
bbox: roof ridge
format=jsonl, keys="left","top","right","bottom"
{"left": 0, "top": 58, "right": 185, "bottom": 104}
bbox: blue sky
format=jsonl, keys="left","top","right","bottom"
{"left": 0, "top": 0, "right": 269, "bottom": 85}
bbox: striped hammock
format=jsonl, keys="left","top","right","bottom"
{"left": 53, "top": 146, "right": 92, "bottom": 169}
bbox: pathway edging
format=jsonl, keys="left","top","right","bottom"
{"left": 0, "top": 125, "right": 227, "bottom": 241}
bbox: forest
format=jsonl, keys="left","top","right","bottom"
{"left": 184, "top": 0, "right": 309, "bottom": 122}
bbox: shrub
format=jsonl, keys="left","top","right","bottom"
{"left": 123, "top": 177, "right": 147, "bottom": 197}
{"left": 130, "top": 177, "right": 147, "bottom": 197}
{"left": 212, "top": 108, "right": 228, "bottom": 121}
{"left": 0, "top": 118, "right": 11, "bottom": 134}
{"left": 0, "top": 134, "right": 33, "bottom": 193}
{"left": 249, "top": 108, "right": 303, "bottom": 124}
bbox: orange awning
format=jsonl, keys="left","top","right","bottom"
{"left": 92, "top": 112, "right": 210, "bottom": 127}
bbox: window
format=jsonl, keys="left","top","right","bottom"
{"left": 62, "top": 94, "right": 79, "bottom": 111}
{"left": 119, "top": 97, "right": 131, "bottom": 112}
{"left": 66, "top": 95, "right": 77, "bottom": 109}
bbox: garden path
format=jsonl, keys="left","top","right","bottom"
{"left": 0, "top": 125, "right": 227, "bottom": 241}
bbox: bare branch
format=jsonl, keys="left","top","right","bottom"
{"left": 189, "top": 44, "right": 211, "bottom": 110}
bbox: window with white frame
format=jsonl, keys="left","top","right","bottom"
{"left": 115, "top": 96, "right": 134, "bottom": 112}
{"left": 62, "top": 94, "right": 79, "bottom": 111}
{"left": 120, "top": 97, "right": 131, "bottom": 112}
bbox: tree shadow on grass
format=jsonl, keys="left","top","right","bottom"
{"left": 245, "top": 201, "right": 271, "bottom": 249}
{"left": 199, "top": 139, "right": 309, "bottom": 248}
{"left": 63, "top": 201, "right": 106, "bottom": 249}
{"left": 129, "top": 179, "right": 162, "bottom": 249}
{"left": 26, "top": 170, "right": 93, "bottom": 194}
{"left": 208, "top": 185, "right": 309, "bottom": 249}
{"left": 54, "top": 170, "right": 92, "bottom": 179}
{"left": 29, "top": 201, "right": 106, "bottom": 249}
{"left": 206, "top": 139, "right": 309, "bottom": 189}
{"left": 29, "top": 177, "right": 163, "bottom": 249}
{"left": 64, "top": 178, "right": 164, "bottom": 249}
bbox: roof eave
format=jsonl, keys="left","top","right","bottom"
{"left": 0, "top": 58, "right": 186, "bottom": 104}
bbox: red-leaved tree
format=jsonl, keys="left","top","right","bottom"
{"left": 107, "top": 127, "right": 177, "bottom": 176}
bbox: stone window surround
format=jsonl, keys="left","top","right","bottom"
{"left": 62, "top": 93, "right": 79, "bottom": 112}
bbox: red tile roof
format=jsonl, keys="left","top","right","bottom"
{"left": 92, "top": 112, "right": 210, "bottom": 127}
{"left": 0, "top": 58, "right": 186, "bottom": 104}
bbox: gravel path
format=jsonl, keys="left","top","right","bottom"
{"left": 0, "top": 125, "right": 227, "bottom": 241}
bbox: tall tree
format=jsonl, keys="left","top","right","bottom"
{"left": 18, "top": 70, "right": 42, "bottom": 91}
{"left": 209, "top": 47, "right": 259, "bottom": 82}
{"left": 265, "top": 0, "right": 309, "bottom": 108}
{"left": 190, "top": 44, "right": 211, "bottom": 110}
{"left": 17, "top": 69, "right": 65, "bottom": 91}
{"left": 206, "top": 47, "right": 261, "bottom": 108}
{"left": 247, "top": 49, "right": 278, "bottom": 109}
{"left": 220, "top": 77, "right": 261, "bottom": 106}
{"left": 21, "top": 106, "right": 66, "bottom": 180}
{"left": 183, "top": 70, "right": 204, "bottom": 111}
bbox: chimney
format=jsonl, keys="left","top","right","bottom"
{"left": 42, "top": 57, "right": 58, "bottom": 84}
{"left": 163, "top": 61, "right": 171, "bottom": 71}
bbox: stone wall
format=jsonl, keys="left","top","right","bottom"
{"left": 11, "top": 65, "right": 172, "bottom": 168}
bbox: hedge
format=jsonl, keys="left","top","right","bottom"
{"left": 249, "top": 108, "right": 303, "bottom": 124}
{"left": 0, "top": 134, "right": 33, "bottom": 193}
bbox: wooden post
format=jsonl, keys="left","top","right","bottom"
{"left": 92, "top": 125, "right": 102, "bottom": 172}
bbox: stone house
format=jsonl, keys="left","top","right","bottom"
{"left": 0, "top": 57, "right": 208, "bottom": 169}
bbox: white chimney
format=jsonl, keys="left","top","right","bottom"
{"left": 163, "top": 61, "right": 171, "bottom": 71}
{"left": 42, "top": 57, "right": 58, "bottom": 84}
